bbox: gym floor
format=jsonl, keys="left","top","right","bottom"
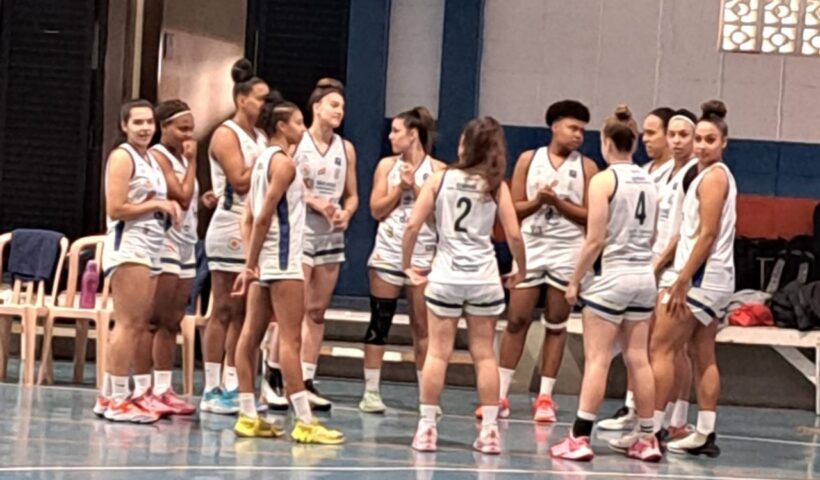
{"left": 1, "top": 363, "right": 818, "bottom": 479}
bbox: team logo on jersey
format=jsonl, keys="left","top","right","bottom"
{"left": 318, "top": 167, "right": 327, "bottom": 176}
{"left": 386, "top": 225, "right": 394, "bottom": 238}
{"left": 228, "top": 237, "right": 241, "bottom": 251}
{"left": 334, "top": 157, "right": 342, "bottom": 166}
{"left": 569, "top": 170, "right": 577, "bottom": 178}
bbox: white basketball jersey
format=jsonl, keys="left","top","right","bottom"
{"left": 674, "top": 162, "right": 737, "bottom": 291}
{"left": 520, "top": 148, "right": 585, "bottom": 267}
{"left": 151, "top": 144, "right": 199, "bottom": 246}
{"left": 250, "top": 146, "right": 305, "bottom": 272}
{"left": 428, "top": 170, "right": 499, "bottom": 285}
{"left": 294, "top": 131, "right": 347, "bottom": 236}
{"left": 106, "top": 143, "right": 168, "bottom": 244}
{"left": 596, "top": 163, "right": 657, "bottom": 274}
{"left": 644, "top": 159, "right": 674, "bottom": 189}
{"left": 652, "top": 158, "right": 698, "bottom": 259}
{"left": 209, "top": 120, "right": 267, "bottom": 213}
{"left": 372, "top": 156, "right": 436, "bottom": 260}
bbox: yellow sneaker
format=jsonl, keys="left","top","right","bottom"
{"left": 233, "top": 414, "right": 284, "bottom": 438}
{"left": 291, "top": 418, "right": 345, "bottom": 445}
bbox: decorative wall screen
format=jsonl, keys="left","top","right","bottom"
{"left": 720, "top": 0, "right": 820, "bottom": 55}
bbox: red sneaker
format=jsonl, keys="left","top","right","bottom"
{"left": 132, "top": 391, "right": 175, "bottom": 417}
{"left": 474, "top": 398, "right": 510, "bottom": 419}
{"left": 104, "top": 398, "right": 160, "bottom": 424}
{"left": 156, "top": 389, "right": 196, "bottom": 416}
{"left": 666, "top": 424, "right": 692, "bottom": 441}
{"left": 533, "top": 394, "right": 557, "bottom": 423}
{"left": 627, "top": 434, "right": 663, "bottom": 462}
{"left": 550, "top": 435, "right": 594, "bottom": 461}
{"left": 93, "top": 395, "right": 110, "bottom": 417}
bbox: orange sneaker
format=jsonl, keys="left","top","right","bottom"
{"left": 93, "top": 395, "right": 110, "bottom": 417}
{"left": 533, "top": 394, "right": 557, "bottom": 423}
{"left": 104, "top": 398, "right": 160, "bottom": 424}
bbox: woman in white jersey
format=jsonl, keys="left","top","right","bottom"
{"left": 202, "top": 59, "right": 269, "bottom": 413}
{"left": 489, "top": 100, "right": 597, "bottom": 423}
{"left": 600, "top": 106, "right": 674, "bottom": 431}
{"left": 651, "top": 100, "right": 736, "bottom": 457}
{"left": 359, "top": 106, "right": 445, "bottom": 413}
{"left": 294, "top": 78, "right": 358, "bottom": 410}
{"left": 232, "top": 93, "right": 344, "bottom": 444}
{"left": 94, "top": 100, "right": 181, "bottom": 423}
{"left": 550, "top": 106, "right": 662, "bottom": 463}
{"left": 404, "top": 117, "right": 526, "bottom": 454}
{"left": 144, "top": 100, "right": 200, "bottom": 416}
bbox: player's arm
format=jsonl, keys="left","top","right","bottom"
{"left": 511, "top": 150, "right": 541, "bottom": 220}
{"left": 106, "top": 148, "right": 178, "bottom": 221}
{"left": 496, "top": 182, "right": 526, "bottom": 276}
{"left": 337, "top": 140, "right": 359, "bottom": 224}
{"left": 567, "top": 171, "right": 613, "bottom": 289}
{"left": 553, "top": 156, "right": 599, "bottom": 226}
{"left": 370, "top": 157, "right": 404, "bottom": 221}
{"left": 211, "top": 126, "right": 253, "bottom": 195}
{"left": 402, "top": 171, "right": 441, "bottom": 272}
{"left": 153, "top": 144, "right": 197, "bottom": 210}
{"left": 245, "top": 153, "right": 295, "bottom": 271}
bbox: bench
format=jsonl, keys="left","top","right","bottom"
{"left": 324, "top": 308, "right": 820, "bottom": 414}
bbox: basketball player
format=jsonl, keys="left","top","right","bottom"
{"left": 201, "top": 59, "right": 269, "bottom": 414}
{"left": 651, "top": 100, "right": 736, "bottom": 457}
{"left": 405, "top": 117, "right": 526, "bottom": 454}
{"left": 94, "top": 100, "right": 181, "bottom": 423}
{"left": 487, "top": 100, "right": 597, "bottom": 422}
{"left": 146, "top": 100, "right": 200, "bottom": 415}
{"left": 359, "top": 106, "right": 445, "bottom": 413}
{"left": 550, "top": 106, "right": 662, "bottom": 462}
{"left": 232, "top": 93, "right": 344, "bottom": 444}
{"left": 294, "top": 78, "right": 358, "bottom": 411}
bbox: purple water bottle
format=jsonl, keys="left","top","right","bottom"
{"left": 80, "top": 260, "right": 99, "bottom": 309}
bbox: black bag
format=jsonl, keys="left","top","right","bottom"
{"left": 735, "top": 237, "right": 787, "bottom": 291}
{"left": 771, "top": 280, "right": 820, "bottom": 331}
{"left": 764, "top": 235, "right": 815, "bottom": 293}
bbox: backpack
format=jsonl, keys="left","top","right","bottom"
{"left": 764, "top": 235, "right": 815, "bottom": 293}
{"left": 734, "top": 237, "right": 786, "bottom": 291}
{"left": 770, "top": 280, "right": 820, "bottom": 331}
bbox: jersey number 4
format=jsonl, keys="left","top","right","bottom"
{"left": 634, "top": 191, "right": 647, "bottom": 225}
{"left": 454, "top": 197, "right": 472, "bottom": 232}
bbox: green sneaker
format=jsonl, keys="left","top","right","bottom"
{"left": 358, "top": 390, "right": 387, "bottom": 413}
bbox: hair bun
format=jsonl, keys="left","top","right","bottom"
{"left": 315, "top": 77, "right": 344, "bottom": 92}
{"left": 614, "top": 104, "right": 632, "bottom": 122}
{"left": 231, "top": 58, "right": 254, "bottom": 84}
{"left": 701, "top": 99, "right": 727, "bottom": 120}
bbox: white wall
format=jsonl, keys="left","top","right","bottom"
{"left": 384, "top": 0, "right": 446, "bottom": 118}
{"left": 480, "top": 0, "right": 820, "bottom": 143}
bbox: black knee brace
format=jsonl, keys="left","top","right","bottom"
{"left": 364, "top": 296, "right": 397, "bottom": 346}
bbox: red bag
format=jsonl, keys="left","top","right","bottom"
{"left": 728, "top": 304, "right": 775, "bottom": 327}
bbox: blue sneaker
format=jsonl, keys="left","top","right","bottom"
{"left": 199, "top": 388, "right": 239, "bottom": 415}
{"left": 219, "top": 387, "right": 267, "bottom": 413}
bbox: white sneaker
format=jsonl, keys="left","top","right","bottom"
{"left": 261, "top": 382, "right": 289, "bottom": 411}
{"left": 597, "top": 406, "right": 637, "bottom": 431}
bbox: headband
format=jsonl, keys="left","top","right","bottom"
{"left": 670, "top": 114, "right": 695, "bottom": 127}
{"left": 163, "top": 109, "right": 192, "bottom": 123}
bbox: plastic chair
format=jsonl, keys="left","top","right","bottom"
{"left": 0, "top": 231, "right": 68, "bottom": 384}
{"left": 37, "top": 235, "right": 111, "bottom": 387}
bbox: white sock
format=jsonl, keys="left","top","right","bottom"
{"left": 111, "top": 375, "right": 130, "bottom": 401}
{"left": 364, "top": 368, "right": 381, "bottom": 393}
{"left": 499, "top": 367, "right": 514, "bottom": 399}
{"left": 266, "top": 360, "right": 280, "bottom": 369}
{"left": 416, "top": 370, "right": 423, "bottom": 386}
{"left": 663, "top": 401, "right": 675, "bottom": 428}
{"left": 239, "top": 393, "right": 257, "bottom": 418}
{"left": 204, "top": 362, "right": 221, "bottom": 392}
{"left": 133, "top": 374, "right": 152, "bottom": 398}
{"left": 653, "top": 410, "right": 666, "bottom": 433}
{"left": 696, "top": 410, "right": 716, "bottom": 435}
{"left": 481, "top": 405, "right": 499, "bottom": 427}
{"left": 291, "top": 390, "right": 312, "bottom": 424}
{"left": 223, "top": 366, "right": 239, "bottom": 391}
{"left": 539, "top": 376, "right": 556, "bottom": 396}
{"left": 153, "top": 370, "right": 172, "bottom": 395}
{"left": 420, "top": 404, "right": 438, "bottom": 426}
{"left": 639, "top": 417, "right": 654, "bottom": 434}
{"left": 625, "top": 390, "right": 636, "bottom": 410}
{"left": 101, "top": 372, "right": 112, "bottom": 398}
{"left": 672, "top": 400, "right": 690, "bottom": 428}
{"left": 302, "top": 362, "right": 317, "bottom": 381}
{"left": 577, "top": 410, "right": 596, "bottom": 421}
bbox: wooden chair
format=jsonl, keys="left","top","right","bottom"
{"left": 37, "top": 235, "right": 111, "bottom": 387}
{"left": 0, "top": 231, "right": 68, "bottom": 384}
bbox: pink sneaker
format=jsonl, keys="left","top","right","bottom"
{"left": 132, "top": 391, "right": 175, "bottom": 418}
{"left": 533, "top": 394, "right": 557, "bottom": 423}
{"left": 475, "top": 398, "right": 510, "bottom": 419}
{"left": 666, "top": 424, "right": 692, "bottom": 441}
{"left": 412, "top": 423, "right": 438, "bottom": 452}
{"left": 104, "top": 398, "right": 160, "bottom": 424}
{"left": 93, "top": 395, "right": 110, "bottom": 417}
{"left": 156, "top": 389, "right": 196, "bottom": 416}
{"left": 550, "top": 435, "right": 594, "bottom": 462}
{"left": 627, "top": 434, "right": 663, "bottom": 462}
{"left": 473, "top": 424, "right": 501, "bottom": 455}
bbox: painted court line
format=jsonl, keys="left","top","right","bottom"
{"left": 0, "top": 465, "right": 779, "bottom": 479}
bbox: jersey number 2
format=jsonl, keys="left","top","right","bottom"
{"left": 454, "top": 197, "right": 472, "bottom": 232}
{"left": 634, "top": 191, "right": 646, "bottom": 225}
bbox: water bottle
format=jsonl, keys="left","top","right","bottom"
{"left": 80, "top": 260, "right": 99, "bottom": 309}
